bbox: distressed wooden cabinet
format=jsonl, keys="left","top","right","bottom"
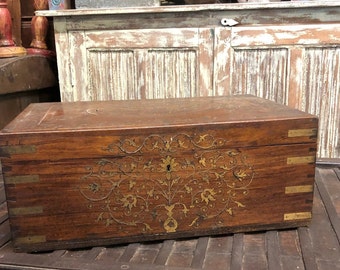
{"left": 38, "top": 2, "right": 340, "bottom": 158}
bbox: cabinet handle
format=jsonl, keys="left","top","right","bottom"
{"left": 220, "top": 18, "right": 239, "bottom": 27}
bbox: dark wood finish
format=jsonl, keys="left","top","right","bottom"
{"left": 0, "top": 55, "right": 57, "bottom": 95}
{"left": 0, "top": 55, "right": 59, "bottom": 129}
{"left": 0, "top": 0, "right": 15, "bottom": 47}
{"left": 6, "top": 0, "right": 21, "bottom": 46}
{"left": 0, "top": 88, "right": 54, "bottom": 130}
{"left": 21, "top": 0, "right": 56, "bottom": 51}
{"left": 21, "top": 0, "right": 38, "bottom": 48}
{"left": 27, "top": 0, "right": 56, "bottom": 57}
{"left": 29, "top": 0, "right": 49, "bottom": 50}
{"left": 0, "top": 165, "right": 339, "bottom": 269}
{"left": 0, "top": 0, "right": 26, "bottom": 57}
{"left": 0, "top": 96, "right": 318, "bottom": 252}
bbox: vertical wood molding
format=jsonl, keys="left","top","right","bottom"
{"left": 88, "top": 49, "right": 139, "bottom": 100}
{"left": 54, "top": 18, "right": 73, "bottom": 101}
{"left": 288, "top": 48, "right": 305, "bottom": 110}
{"left": 214, "top": 27, "right": 232, "bottom": 96}
{"left": 145, "top": 48, "right": 197, "bottom": 99}
{"left": 7, "top": 0, "right": 21, "bottom": 46}
{"left": 231, "top": 48, "right": 288, "bottom": 105}
{"left": 197, "top": 28, "right": 214, "bottom": 97}
{"left": 138, "top": 49, "right": 147, "bottom": 100}
{"left": 66, "top": 30, "right": 83, "bottom": 101}
{"left": 303, "top": 47, "right": 340, "bottom": 158}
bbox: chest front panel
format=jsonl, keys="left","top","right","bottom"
{"left": 2, "top": 127, "right": 317, "bottom": 252}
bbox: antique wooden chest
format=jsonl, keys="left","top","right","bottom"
{"left": 0, "top": 95, "right": 318, "bottom": 252}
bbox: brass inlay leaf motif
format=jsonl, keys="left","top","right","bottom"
{"left": 104, "top": 133, "right": 226, "bottom": 154}
{"left": 80, "top": 133, "right": 254, "bottom": 234}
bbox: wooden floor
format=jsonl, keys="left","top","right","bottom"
{"left": 0, "top": 165, "right": 339, "bottom": 270}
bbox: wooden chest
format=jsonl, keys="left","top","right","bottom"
{"left": 0, "top": 96, "right": 318, "bottom": 252}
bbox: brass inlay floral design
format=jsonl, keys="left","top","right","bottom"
{"left": 79, "top": 133, "right": 254, "bottom": 234}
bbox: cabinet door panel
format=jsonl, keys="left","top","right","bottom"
{"left": 68, "top": 28, "right": 214, "bottom": 101}
{"left": 228, "top": 24, "right": 340, "bottom": 158}
{"left": 232, "top": 48, "right": 288, "bottom": 104}
{"left": 145, "top": 48, "right": 197, "bottom": 99}
{"left": 303, "top": 47, "right": 340, "bottom": 158}
{"left": 88, "top": 49, "right": 139, "bottom": 100}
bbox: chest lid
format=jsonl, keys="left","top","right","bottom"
{"left": 1, "top": 95, "right": 317, "bottom": 132}
{"left": 0, "top": 95, "right": 318, "bottom": 153}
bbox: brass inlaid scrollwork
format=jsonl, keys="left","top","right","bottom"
{"left": 104, "top": 133, "right": 226, "bottom": 154}
{"left": 80, "top": 133, "right": 254, "bottom": 234}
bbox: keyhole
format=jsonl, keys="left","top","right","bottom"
{"left": 167, "top": 165, "right": 171, "bottom": 172}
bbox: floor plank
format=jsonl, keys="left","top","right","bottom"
{"left": 154, "top": 240, "right": 175, "bottom": 265}
{"left": 266, "top": 231, "right": 282, "bottom": 270}
{"left": 242, "top": 233, "right": 268, "bottom": 270}
{"left": 191, "top": 237, "right": 209, "bottom": 268}
{"left": 278, "top": 230, "right": 304, "bottom": 270}
{"left": 298, "top": 227, "right": 318, "bottom": 270}
{"left": 315, "top": 168, "right": 340, "bottom": 242}
{"left": 202, "top": 235, "right": 232, "bottom": 270}
{"left": 230, "top": 233, "right": 244, "bottom": 270}
{"left": 303, "top": 175, "right": 340, "bottom": 269}
{"left": 166, "top": 239, "right": 197, "bottom": 267}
